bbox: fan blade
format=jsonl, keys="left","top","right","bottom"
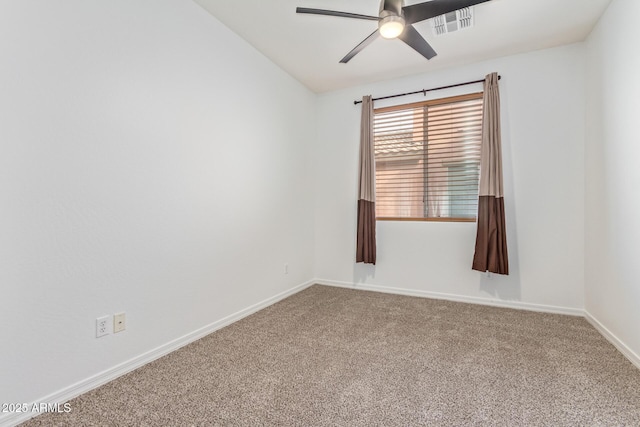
{"left": 398, "top": 25, "right": 437, "bottom": 60}
{"left": 340, "top": 29, "right": 380, "bottom": 63}
{"left": 296, "top": 7, "right": 380, "bottom": 21}
{"left": 402, "top": 0, "right": 491, "bottom": 25}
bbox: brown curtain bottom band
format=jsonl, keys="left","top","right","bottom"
{"left": 356, "top": 199, "right": 376, "bottom": 265}
{"left": 472, "top": 196, "right": 509, "bottom": 275}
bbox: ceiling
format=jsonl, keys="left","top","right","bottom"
{"left": 194, "top": 0, "right": 612, "bottom": 93}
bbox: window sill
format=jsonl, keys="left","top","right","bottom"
{"left": 376, "top": 217, "right": 476, "bottom": 223}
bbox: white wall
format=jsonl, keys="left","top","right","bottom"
{"left": 0, "top": 0, "right": 315, "bottom": 408}
{"left": 314, "top": 44, "right": 586, "bottom": 311}
{"left": 585, "top": 0, "right": 640, "bottom": 359}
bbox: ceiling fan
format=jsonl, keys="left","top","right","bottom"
{"left": 296, "top": 0, "right": 492, "bottom": 63}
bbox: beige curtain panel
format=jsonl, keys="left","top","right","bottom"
{"left": 356, "top": 95, "right": 377, "bottom": 264}
{"left": 472, "top": 72, "right": 509, "bottom": 275}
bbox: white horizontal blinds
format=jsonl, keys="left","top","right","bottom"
{"left": 374, "top": 93, "right": 483, "bottom": 219}
{"left": 375, "top": 107, "right": 425, "bottom": 218}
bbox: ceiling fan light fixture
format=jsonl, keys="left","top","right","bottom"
{"left": 379, "top": 14, "right": 405, "bottom": 39}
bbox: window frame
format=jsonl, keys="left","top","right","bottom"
{"left": 374, "top": 92, "right": 483, "bottom": 223}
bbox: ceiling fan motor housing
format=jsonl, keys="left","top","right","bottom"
{"left": 380, "top": 0, "right": 404, "bottom": 16}
{"left": 378, "top": 0, "right": 406, "bottom": 38}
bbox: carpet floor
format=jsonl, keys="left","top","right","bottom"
{"left": 21, "top": 285, "right": 640, "bottom": 426}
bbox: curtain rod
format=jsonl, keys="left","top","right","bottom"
{"left": 353, "top": 75, "right": 501, "bottom": 105}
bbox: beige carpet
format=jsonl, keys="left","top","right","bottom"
{"left": 22, "top": 285, "right": 640, "bottom": 426}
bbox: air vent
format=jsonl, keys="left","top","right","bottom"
{"left": 431, "top": 7, "right": 474, "bottom": 36}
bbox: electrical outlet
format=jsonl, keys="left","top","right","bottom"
{"left": 96, "top": 315, "right": 111, "bottom": 338}
{"left": 114, "top": 312, "right": 126, "bottom": 333}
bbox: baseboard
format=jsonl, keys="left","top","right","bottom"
{"left": 584, "top": 311, "right": 640, "bottom": 370}
{"left": 1, "top": 279, "right": 316, "bottom": 427}
{"left": 313, "top": 279, "right": 585, "bottom": 317}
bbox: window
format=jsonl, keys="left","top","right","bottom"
{"left": 374, "top": 92, "right": 483, "bottom": 221}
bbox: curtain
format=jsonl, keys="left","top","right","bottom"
{"left": 356, "top": 95, "right": 377, "bottom": 264}
{"left": 472, "top": 73, "right": 509, "bottom": 275}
